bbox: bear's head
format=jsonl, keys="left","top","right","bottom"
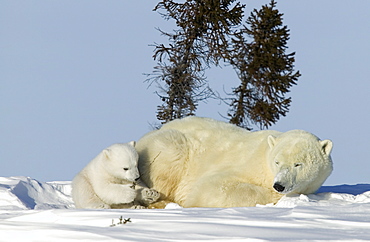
{"left": 102, "top": 142, "right": 140, "bottom": 182}
{"left": 267, "top": 130, "right": 333, "bottom": 195}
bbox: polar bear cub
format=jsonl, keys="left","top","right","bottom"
{"left": 72, "top": 141, "right": 160, "bottom": 209}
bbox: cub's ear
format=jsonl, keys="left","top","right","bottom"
{"left": 267, "top": 135, "right": 276, "bottom": 149}
{"left": 320, "top": 139, "right": 333, "bottom": 156}
{"left": 128, "top": 141, "right": 136, "bottom": 147}
{"left": 103, "top": 148, "right": 111, "bottom": 160}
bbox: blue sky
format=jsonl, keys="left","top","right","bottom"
{"left": 1, "top": 1, "right": 370, "bottom": 185}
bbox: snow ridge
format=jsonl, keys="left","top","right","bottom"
{"left": 0, "top": 176, "right": 73, "bottom": 210}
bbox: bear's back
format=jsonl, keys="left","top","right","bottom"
{"left": 161, "top": 116, "right": 280, "bottom": 148}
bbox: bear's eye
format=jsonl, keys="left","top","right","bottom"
{"left": 294, "top": 163, "right": 302, "bottom": 168}
{"left": 275, "top": 160, "right": 279, "bottom": 165}
{"left": 123, "top": 167, "right": 129, "bottom": 171}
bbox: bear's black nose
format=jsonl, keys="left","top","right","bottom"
{"left": 273, "top": 183, "right": 285, "bottom": 193}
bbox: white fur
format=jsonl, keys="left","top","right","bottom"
{"left": 136, "top": 117, "right": 333, "bottom": 208}
{"left": 72, "top": 142, "right": 159, "bottom": 209}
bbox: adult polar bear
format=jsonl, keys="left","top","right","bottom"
{"left": 136, "top": 117, "right": 333, "bottom": 208}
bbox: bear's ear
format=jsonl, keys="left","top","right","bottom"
{"left": 103, "top": 148, "right": 111, "bottom": 160}
{"left": 128, "top": 141, "right": 136, "bottom": 147}
{"left": 320, "top": 139, "right": 333, "bottom": 156}
{"left": 267, "top": 135, "right": 276, "bottom": 149}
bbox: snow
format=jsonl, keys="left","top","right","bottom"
{"left": 1, "top": 177, "right": 370, "bottom": 241}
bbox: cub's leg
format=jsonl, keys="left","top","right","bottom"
{"left": 72, "top": 174, "right": 111, "bottom": 209}
{"left": 93, "top": 183, "right": 137, "bottom": 205}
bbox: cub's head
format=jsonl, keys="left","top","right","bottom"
{"left": 102, "top": 141, "right": 140, "bottom": 182}
{"left": 267, "top": 130, "right": 333, "bottom": 195}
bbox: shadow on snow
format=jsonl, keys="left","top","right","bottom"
{"left": 317, "top": 184, "right": 370, "bottom": 195}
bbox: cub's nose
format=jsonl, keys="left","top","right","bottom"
{"left": 273, "top": 183, "right": 285, "bottom": 193}
{"left": 135, "top": 177, "right": 140, "bottom": 181}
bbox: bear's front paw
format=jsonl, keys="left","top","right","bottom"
{"left": 101, "top": 203, "right": 111, "bottom": 209}
{"left": 141, "top": 188, "right": 160, "bottom": 205}
{"left": 130, "top": 204, "right": 147, "bottom": 209}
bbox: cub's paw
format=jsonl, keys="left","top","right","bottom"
{"left": 90, "top": 203, "right": 110, "bottom": 209}
{"left": 141, "top": 188, "right": 160, "bottom": 205}
{"left": 125, "top": 188, "right": 138, "bottom": 202}
{"left": 118, "top": 186, "right": 137, "bottom": 204}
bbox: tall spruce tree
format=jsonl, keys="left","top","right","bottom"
{"left": 148, "top": 0, "right": 300, "bottom": 128}
{"left": 148, "top": 0, "right": 244, "bottom": 124}
{"left": 228, "top": 0, "right": 300, "bottom": 129}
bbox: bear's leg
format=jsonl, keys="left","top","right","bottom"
{"left": 72, "top": 174, "right": 110, "bottom": 209}
{"left": 136, "top": 129, "right": 190, "bottom": 202}
{"left": 222, "top": 182, "right": 282, "bottom": 207}
{"left": 184, "top": 174, "right": 282, "bottom": 207}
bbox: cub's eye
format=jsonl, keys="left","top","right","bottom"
{"left": 123, "top": 168, "right": 129, "bottom": 171}
{"left": 275, "top": 161, "right": 279, "bottom": 165}
{"left": 294, "top": 163, "right": 302, "bottom": 168}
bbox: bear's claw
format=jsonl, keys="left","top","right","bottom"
{"left": 141, "top": 188, "right": 160, "bottom": 204}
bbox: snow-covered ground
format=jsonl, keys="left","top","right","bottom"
{"left": 1, "top": 177, "right": 370, "bottom": 241}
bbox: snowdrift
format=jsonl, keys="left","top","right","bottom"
{"left": 1, "top": 176, "right": 370, "bottom": 241}
{"left": 1, "top": 176, "right": 369, "bottom": 210}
